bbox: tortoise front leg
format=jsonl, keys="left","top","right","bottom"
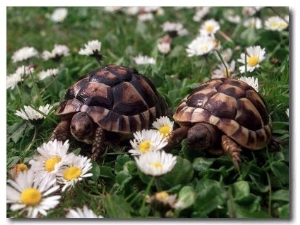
{"left": 51, "top": 119, "right": 71, "bottom": 142}
{"left": 221, "top": 135, "right": 242, "bottom": 170}
{"left": 165, "top": 126, "right": 189, "bottom": 152}
{"left": 91, "top": 126, "right": 105, "bottom": 161}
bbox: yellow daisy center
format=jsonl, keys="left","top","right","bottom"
{"left": 151, "top": 162, "right": 163, "bottom": 169}
{"left": 15, "top": 163, "right": 28, "bottom": 172}
{"left": 158, "top": 126, "right": 171, "bottom": 138}
{"left": 156, "top": 191, "right": 169, "bottom": 201}
{"left": 247, "top": 56, "right": 259, "bottom": 67}
{"left": 63, "top": 166, "right": 82, "bottom": 181}
{"left": 206, "top": 25, "right": 213, "bottom": 33}
{"left": 45, "top": 156, "right": 62, "bottom": 172}
{"left": 270, "top": 21, "right": 279, "bottom": 28}
{"left": 20, "top": 188, "right": 42, "bottom": 206}
{"left": 139, "top": 140, "right": 152, "bottom": 153}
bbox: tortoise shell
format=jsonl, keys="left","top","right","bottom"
{"left": 55, "top": 64, "right": 167, "bottom": 133}
{"left": 173, "top": 78, "right": 272, "bottom": 150}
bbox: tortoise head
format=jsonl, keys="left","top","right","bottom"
{"left": 187, "top": 123, "right": 221, "bottom": 150}
{"left": 70, "top": 112, "right": 96, "bottom": 144}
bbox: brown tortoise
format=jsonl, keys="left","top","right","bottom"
{"left": 51, "top": 64, "right": 167, "bottom": 160}
{"left": 167, "top": 78, "right": 272, "bottom": 168}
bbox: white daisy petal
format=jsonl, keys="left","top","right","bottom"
{"left": 129, "top": 129, "right": 168, "bottom": 155}
{"left": 6, "top": 169, "right": 61, "bottom": 218}
{"left": 135, "top": 151, "right": 177, "bottom": 177}
{"left": 66, "top": 205, "right": 104, "bottom": 218}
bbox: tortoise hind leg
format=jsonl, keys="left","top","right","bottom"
{"left": 221, "top": 135, "right": 242, "bottom": 170}
{"left": 51, "top": 119, "right": 71, "bottom": 142}
{"left": 91, "top": 126, "right": 106, "bottom": 161}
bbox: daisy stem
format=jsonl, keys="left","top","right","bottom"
{"left": 39, "top": 75, "right": 58, "bottom": 95}
{"left": 217, "top": 30, "right": 234, "bottom": 43}
{"left": 141, "top": 176, "right": 154, "bottom": 217}
{"left": 155, "top": 177, "right": 162, "bottom": 192}
{"left": 215, "top": 50, "right": 229, "bottom": 78}
{"left": 24, "top": 124, "right": 38, "bottom": 152}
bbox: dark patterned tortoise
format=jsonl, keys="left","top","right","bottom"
{"left": 51, "top": 64, "right": 167, "bottom": 160}
{"left": 167, "top": 78, "right": 273, "bottom": 168}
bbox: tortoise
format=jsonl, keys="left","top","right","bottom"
{"left": 51, "top": 64, "right": 167, "bottom": 160}
{"left": 166, "top": 78, "right": 272, "bottom": 168}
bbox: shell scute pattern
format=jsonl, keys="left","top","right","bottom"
{"left": 55, "top": 64, "right": 166, "bottom": 133}
{"left": 174, "top": 78, "right": 272, "bottom": 150}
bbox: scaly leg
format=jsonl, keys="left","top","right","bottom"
{"left": 51, "top": 119, "right": 71, "bottom": 142}
{"left": 165, "top": 126, "right": 189, "bottom": 152}
{"left": 221, "top": 135, "right": 242, "bottom": 170}
{"left": 91, "top": 126, "right": 105, "bottom": 161}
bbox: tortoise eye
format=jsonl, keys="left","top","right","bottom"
{"left": 85, "top": 123, "right": 91, "bottom": 131}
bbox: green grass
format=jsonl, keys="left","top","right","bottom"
{"left": 6, "top": 6, "right": 289, "bottom": 218}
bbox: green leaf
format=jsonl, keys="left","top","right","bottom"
{"left": 192, "top": 157, "right": 214, "bottom": 171}
{"left": 160, "top": 156, "right": 194, "bottom": 189}
{"left": 234, "top": 204, "right": 270, "bottom": 218}
{"left": 270, "top": 161, "right": 289, "bottom": 185}
{"left": 7, "top": 121, "right": 29, "bottom": 143}
{"left": 103, "top": 195, "right": 132, "bottom": 218}
{"left": 176, "top": 186, "right": 195, "bottom": 210}
{"left": 232, "top": 181, "right": 250, "bottom": 200}
{"left": 115, "top": 171, "right": 132, "bottom": 190}
{"left": 271, "top": 189, "right": 289, "bottom": 202}
{"left": 278, "top": 203, "right": 289, "bottom": 218}
{"left": 193, "top": 179, "right": 226, "bottom": 217}
{"left": 115, "top": 154, "right": 131, "bottom": 173}
{"left": 90, "top": 162, "right": 101, "bottom": 181}
{"left": 6, "top": 156, "right": 21, "bottom": 168}
{"left": 99, "top": 166, "right": 115, "bottom": 179}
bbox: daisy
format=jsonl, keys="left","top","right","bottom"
{"left": 78, "top": 40, "right": 102, "bottom": 56}
{"left": 29, "top": 139, "right": 70, "bottom": 180}
{"left": 15, "top": 104, "right": 53, "bottom": 122}
{"left": 50, "top": 8, "right": 68, "bottom": 23}
{"left": 146, "top": 191, "right": 177, "bottom": 207}
{"left": 15, "top": 65, "right": 35, "bottom": 77}
{"left": 242, "top": 7, "right": 257, "bottom": 17}
{"left": 129, "top": 129, "right": 168, "bottom": 155}
{"left": 41, "top": 44, "right": 70, "bottom": 60}
{"left": 11, "top": 46, "right": 38, "bottom": 63}
{"left": 38, "top": 68, "right": 59, "bottom": 80}
{"left": 199, "top": 19, "right": 220, "bottom": 37}
{"left": 243, "top": 17, "right": 262, "bottom": 29}
{"left": 161, "top": 21, "right": 185, "bottom": 37}
{"left": 152, "top": 116, "right": 174, "bottom": 139}
{"left": 216, "top": 48, "right": 233, "bottom": 62}
{"left": 186, "top": 35, "right": 219, "bottom": 57}
{"left": 66, "top": 205, "right": 104, "bottom": 218}
{"left": 9, "top": 163, "right": 29, "bottom": 180}
{"left": 122, "top": 7, "right": 140, "bottom": 16}
{"left": 56, "top": 154, "right": 93, "bottom": 191}
{"left": 134, "top": 150, "right": 177, "bottom": 177}
{"left": 157, "top": 42, "right": 171, "bottom": 54}
{"left": 239, "top": 76, "right": 259, "bottom": 92}
{"left": 237, "top": 46, "right": 266, "bottom": 73}
{"left": 6, "top": 73, "right": 23, "bottom": 90}
{"left": 193, "top": 7, "right": 210, "bottom": 22}
{"left": 211, "top": 61, "right": 236, "bottom": 79}
{"left": 138, "top": 12, "right": 154, "bottom": 21}
{"left": 265, "top": 16, "right": 288, "bottom": 31}
{"left": 224, "top": 9, "right": 241, "bottom": 24}
{"left": 6, "top": 169, "right": 61, "bottom": 218}
{"left": 133, "top": 55, "right": 156, "bottom": 65}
